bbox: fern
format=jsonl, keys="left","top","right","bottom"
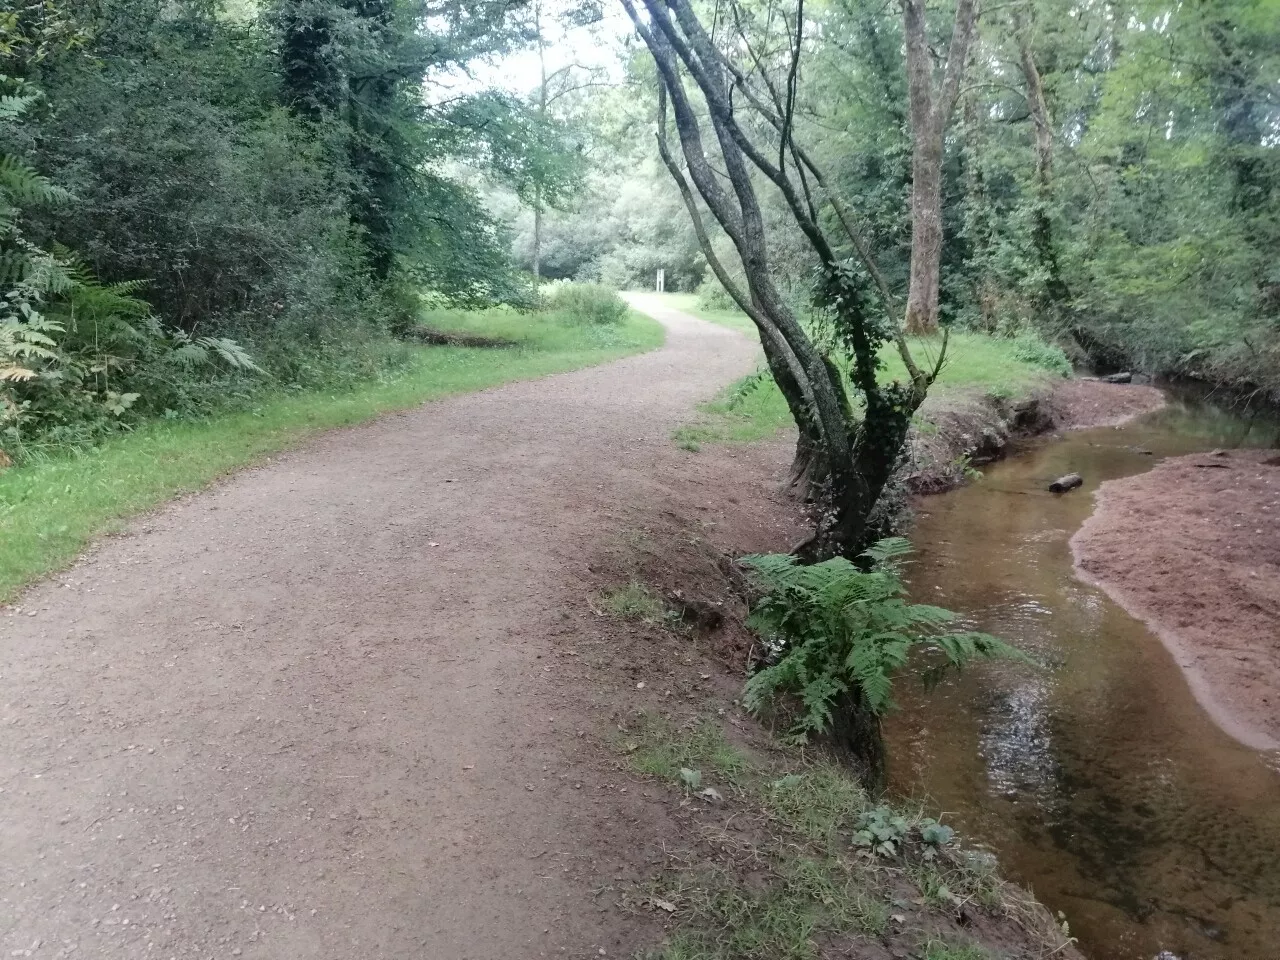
{"left": 164, "top": 329, "right": 261, "bottom": 372}
{"left": 0, "top": 154, "right": 73, "bottom": 206}
{"left": 741, "top": 539, "right": 1026, "bottom": 744}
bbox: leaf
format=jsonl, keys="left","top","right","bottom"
{"left": 920, "top": 822, "right": 955, "bottom": 847}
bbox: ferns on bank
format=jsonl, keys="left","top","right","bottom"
{"left": 741, "top": 538, "right": 1025, "bottom": 745}
{"left": 0, "top": 74, "right": 258, "bottom": 451}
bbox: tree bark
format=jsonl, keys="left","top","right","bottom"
{"left": 532, "top": 0, "right": 547, "bottom": 282}
{"left": 900, "top": 0, "right": 978, "bottom": 335}
{"left": 532, "top": 191, "right": 543, "bottom": 283}
{"left": 830, "top": 687, "right": 887, "bottom": 794}
{"left": 904, "top": 136, "right": 944, "bottom": 334}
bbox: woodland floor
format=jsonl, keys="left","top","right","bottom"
{"left": 0, "top": 298, "right": 1113, "bottom": 960}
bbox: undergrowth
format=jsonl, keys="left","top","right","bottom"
{"left": 599, "top": 582, "right": 672, "bottom": 624}
{"left": 619, "top": 713, "right": 1074, "bottom": 960}
{"left": 661, "top": 293, "right": 1067, "bottom": 450}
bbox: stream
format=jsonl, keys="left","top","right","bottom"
{"left": 887, "top": 391, "right": 1280, "bottom": 960}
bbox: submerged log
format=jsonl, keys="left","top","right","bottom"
{"left": 1049, "top": 473, "right": 1083, "bottom": 493}
{"left": 1100, "top": 371, "right": 1132, "bottom": 384}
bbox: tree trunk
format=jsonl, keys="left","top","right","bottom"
{"left": 904, "top": 137, "right": 944, "bottom": 335}
{"left": 533, "top": 0, "right": 546, "bottom": 283}
{"left": 532, "top": 190, "right": 543, "bottom": 283}
{"left": 1014, "top": 13, "right": 1070, "bottom": 306}
{"left": 961, "top": 94, "right": 998, "bottom": 331}
{"left": 899, "top": 0, "right": 978, "bottom": 337}
{"left": 831, "top": 687, "right": 887, "bottom": 793}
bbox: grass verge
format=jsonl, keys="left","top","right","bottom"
{"left": 0, "top": 307, "right": 663, "bottom": 603}
{"left": 659, "top": 293, "right": 1065, "bottom": 452}
{"left": 619, "top": 713, "right": 1074, "bottom": 960}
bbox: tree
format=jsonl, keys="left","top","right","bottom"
{"left": 621, "top": 0, "right": 946, "bottom": 562}
{"left": 899, "top": 0, "right": 978, "bottom": 335}
{"left": 273, "top": 0, "right": 571, "bottom": 310}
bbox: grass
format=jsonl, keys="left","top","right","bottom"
{"left": 0, "top": 307, "right": 664, "bottom": 603}
{"left": 599, "top": 581, "right": 672, "bottom": 623}
{"left": 660, "top": 293, "right": 1066, "bottom": 450}
{"left": 620, "top": 711, "right": 1071, "bottom": 960}
{"left": 621, "top": 714, "right": 750, "bottom": 785}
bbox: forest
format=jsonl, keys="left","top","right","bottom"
{"left": 1, "top": 1, "right": 1278, "bottom": 959}
{"left": 3, "top": 0, "right": 1277, "bottom": 465}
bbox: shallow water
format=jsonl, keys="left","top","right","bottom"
{"left": 887, "top": 394, "right": 1280, "bottom": 960}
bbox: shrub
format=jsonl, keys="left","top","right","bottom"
{"left": 543, "top": 281, "right": 628, "bottom": 326}
{"left": 740, "top": 538, "right": 1025, "bottom": 745}
{"left": 695, "top": 275, "right": 738, "bottom": 311}
{"left": 1009, "top": 330, "right": 1072, "bottom": 377}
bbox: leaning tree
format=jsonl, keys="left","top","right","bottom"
{"left": 620, "top": 0, "right": 977, "bottom": 560}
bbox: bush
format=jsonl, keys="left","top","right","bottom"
{"left": 543, "top": 281, "right": 628, "bottom": 326}
{"left": 1009, "top": 330, "right": 1072, "bottom": 377}
{"left": 695, "top": 275, "right": 738, "bottom": 311}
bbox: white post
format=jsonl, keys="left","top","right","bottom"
{"left": 656, "top": 268, "right": 665, "bottom": 293}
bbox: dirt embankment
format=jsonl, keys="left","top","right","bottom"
{"left": 1072, "top": 449, "right": 1280, "bottom": 752}
{"left": 904, "top": 377, "right": 1166, "bottom": 492}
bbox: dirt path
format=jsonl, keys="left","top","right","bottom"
{"left": 0, "top": 296, "right": 757, "bottom": 960}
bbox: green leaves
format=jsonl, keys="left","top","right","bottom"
{"left": 740, "top": 539, "right": 1026, "bottom": 743}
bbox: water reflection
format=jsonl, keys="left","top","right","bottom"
{"left": 888, "top": 393, "right": 1280, "bottom": 960}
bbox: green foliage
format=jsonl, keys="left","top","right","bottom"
{"left": 0, "top": 68, "right": 261, "bottom": 451}
{"left": 0, "top": 0, "right": 587, "bottom": 462}
{"left": 765, "top": 768, "right": 867, "bottom": 845}
{"left": 623, "top": 714, "right": 750, "bottom": 785}
{"left": 852, "top": 806, "right": 910, "bottom": 858}
{"left": 1009, "top": 330, "right": 1072, "bottom": 377}
{"left": 852, "top": 806, "right": 955, "bottom": 861}
{"left": 741, "top": 538, "right": 1024, "bottom": 743}
{"left": 542, "top": 281, "right": 627, "bottom": 326}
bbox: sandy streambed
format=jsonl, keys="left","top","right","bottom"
{"left": 1072, "top": 448, "right": 1280, "bottom": 751}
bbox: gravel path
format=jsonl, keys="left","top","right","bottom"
{"left": 0, "top": 296, "right": 757, "bottom": 960}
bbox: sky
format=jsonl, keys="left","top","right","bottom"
{"left": 432, "top": 2, "right": 634, "bottom": 102}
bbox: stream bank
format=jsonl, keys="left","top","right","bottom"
{"left": 903, "top": 376, "right": 1166, "bottom": 493}
{"left": 1072, "top": 448, "right": 1280, "bottom": 752}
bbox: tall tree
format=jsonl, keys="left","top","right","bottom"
{"left": 899, "top": 0, "right": 979, "bottom": 335}
{"left": 621, "top": 0, "right": 945, "bottom": 567}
